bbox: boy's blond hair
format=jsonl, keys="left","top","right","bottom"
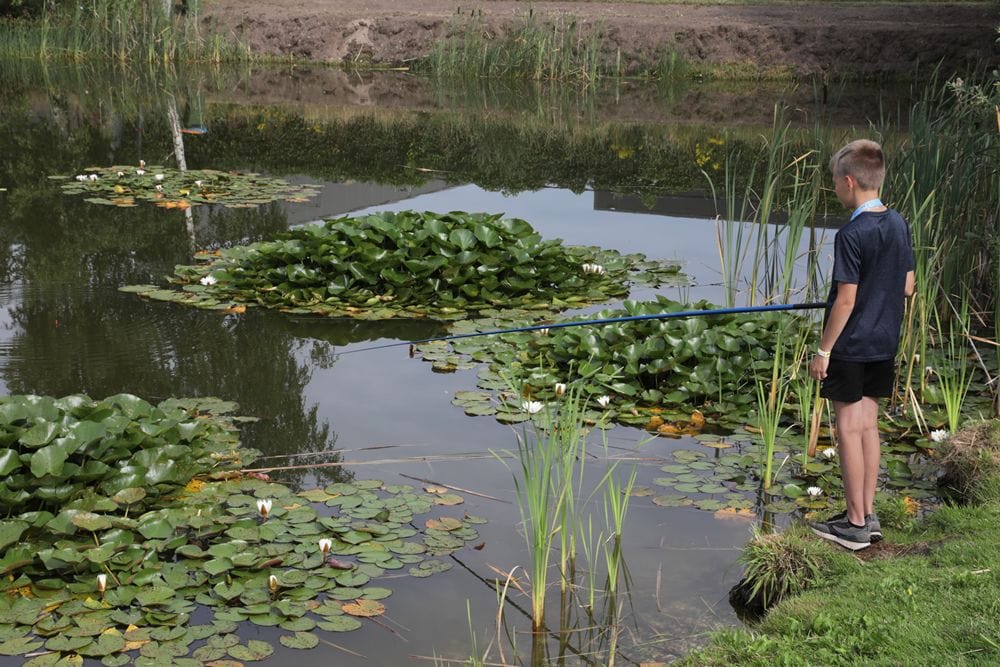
{"left": 829, "top": 139, "right": 885, "bottom": 191}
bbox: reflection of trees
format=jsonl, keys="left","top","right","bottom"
{"left": 0, "top": 170, "right": 348, "bottom": 487}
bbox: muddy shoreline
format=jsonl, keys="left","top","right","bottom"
{"left": 199, "top": 1, "right": 999, "bottom": 76}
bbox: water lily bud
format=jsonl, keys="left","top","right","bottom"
{"left": 554, "top": 382, "right": 566, "bottom": 397}
{"left": 268, "top": 575, "right": 279, "bottom": 593}
{"left": 821, "top": 447, "right": 837, "bottom": 459}
{"left": 596, "top": 395, "right": 611, "bottom": 407}
{"left": 155, "top": 173, "right": 164, "bottom": 181}
{"left": 117, "top": 171, "right": 124, "bottom": 177}
{"left": 807, "top": 486, "right": 823, "bottom": 498}
{"left": 319, "top": 538, "right": 332, "bottom": 557}
{"left": 139, "top": 159, "right": 146, "bottom": 168}
{"left": 96, "top": 573, "right": 107, "bottom": 593}
{"left": 136, "top": 169, "right": 145, "bottom": 176}
{"left": 522, "top": 400, "right": 543, "bottom": 414}
{"left": 257, "top": 498, "right": 272, "bottom": 519}
{"left": 930, "top": 429, "right": 949, "bottom": 443}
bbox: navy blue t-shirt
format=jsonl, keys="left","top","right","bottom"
{"left": 826, "top": 208, "right": 914, "bottom": 362}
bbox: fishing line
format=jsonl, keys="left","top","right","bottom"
{"left": 336, "top": 301, "right": 826, "bottom": 356}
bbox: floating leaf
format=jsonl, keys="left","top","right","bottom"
{"left": 316, "top": 616, "right": 362, "bottom": 632}
{"left": 341, "top": 599, "right": 385, "bottom": 617}
{"left": 278, "top": 632, "right": 319, "bottom": 650}
{"left": 228, "top": 639, "right": 274, "bottom": 661}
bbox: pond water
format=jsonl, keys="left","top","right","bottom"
{"left": 0, "top": 64, "right": 916, "bottom": 664}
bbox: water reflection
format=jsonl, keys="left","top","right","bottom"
{"left": 0, "top": 62, "right": 883, "bottom": 664}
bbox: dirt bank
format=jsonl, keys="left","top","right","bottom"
{"left": 199, "top": 1, "right": 999, "bottom": 76}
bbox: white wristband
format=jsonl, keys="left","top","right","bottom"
{"left": 816, "top": 348, "right": 831, "bottom": 359}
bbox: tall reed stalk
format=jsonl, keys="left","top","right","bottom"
{"left": 933, "top": 306, "right": 973, "bottom": 434}
{"left": 507, "top": 386, "right": 591, "bottom": 632}
{"left": 755, "top": 336, "right": 790, "bottom": 490}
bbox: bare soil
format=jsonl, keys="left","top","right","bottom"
{"left": 199, "top": 1, "right": 1000, "bottom": 76}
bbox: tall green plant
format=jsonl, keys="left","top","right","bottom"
{"left": 933, "top": 306, "right": 974, "bottom": 434}
{"left": 755, "top": 337, "right": 790, "bottom": 490}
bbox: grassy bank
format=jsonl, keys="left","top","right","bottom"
{"left": 415, "top": 13, "right": 795, "bottom": 83}
{"left": 683, "top": 421, "right": 1000, "bottom": 665}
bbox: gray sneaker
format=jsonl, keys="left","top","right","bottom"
{"left": 867, "top": 513, "right": 882, "bottom": 543}
{"left": 810, "top": 515, "right": 871, "bottom": 551}
{"left": 828, "top": 510, "right": 882, "bottom": 542}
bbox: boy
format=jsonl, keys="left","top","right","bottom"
{"left": 809, "top": 139, "right": 915, "bottom": 551}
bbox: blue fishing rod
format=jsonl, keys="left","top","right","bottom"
{"left": 337, "top": 301, "right": 827, "bottom": 355}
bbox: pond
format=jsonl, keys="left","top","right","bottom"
{"left": 0, "top": 64, "right": 924, "bottom": 665}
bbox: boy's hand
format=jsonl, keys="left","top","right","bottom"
{"left": 809, "top": 355, "right": 829, "bottom": 380}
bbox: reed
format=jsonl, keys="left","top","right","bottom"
{"left": 600, "top": 464, "right": 635, "bottom": 599}
{"left": 755, "top": 336, "right": 790, "bottom": 490}
{"left": 933, "top": 305, "right": 974, "bottom": 434}
{"left": 420, "top": 12, "right": 611, "bottom": 83}
{"left": 506, "top": 385, "right": 591, "bottom": 632}
{"left": 0, "top": 0, "right": 251, "bottom": 63}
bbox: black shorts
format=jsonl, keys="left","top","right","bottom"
{"left": 820, "top": 358, "right": 896, "bottom": 403}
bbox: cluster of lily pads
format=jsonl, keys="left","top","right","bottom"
{"left": 426, "top": 296, "right": 792, "bottom": 428}
{"left": 120, "top": 210, "right": 684, "bottom": 319}
{"left": 637, "top": 432, "right": 939, "bottom": 516}
{"left": 52, "top": 165, "right": 321, "bottom": 209}
{"left": 0, "top": 395, "right": 483, "bottom": 665}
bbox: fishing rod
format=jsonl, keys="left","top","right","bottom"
{"left": 337, "top": 301, "right": 827, "bottom": 355}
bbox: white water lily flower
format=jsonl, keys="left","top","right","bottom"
{"left": 582, "top": 263, "right": 593, "bottom": 273}
{"left": 256, "top": 498, "right": 272, "bottom": 519}
{"left": 195, "top": 180, "right": 203, "bottom": 187}
{"left": 136, "top": 169, "right": 145, "bottom": 176}
{"left": 522, "top": 400, "right": 544, "bottom": 414}
{"left": 807, "top": 486, "right": 823, "bottom": 498}
{"left": 75, "top": 174, "right": 87, "bottom": 182}
{"left": 200, "top": 274, "right": 217, "bottom": 286}
{"left": 88, "top": 174, "right": 98, "bottom": 181}
{"left": 536, "top": 327, "right": 549, "bottom": 336}
{"left": 930, "top": 429, "right": 949, "bottom": 443}
{"left": 268, "top": 574, "right": 279, "bottom": 592}
{"left": 554, "top": 382, "right": 566, "bottom": 398}
{"left": 139, "top": 159, "right": 146, "bottom": 168}
{"left": 590, "top": 264, "right": 606, "bottom": 275}
{"left": 155, "top": 173, "right": 164, "bottom": 181}
{"left": 117, "top": 171, "right": 124, "bottom": 177}
{"left": 596, "top": 395, "right": 611, "bottom": 407}
{"left": 96, "top": 573, "right": 107, "bottom": 593}
{"left": 821, "top": 447, "right": 837, "bottom": 459}
{"left": 319, "top": 538, "right": 332, "bottom": 557}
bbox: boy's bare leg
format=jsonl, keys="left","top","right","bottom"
{"left": 860, "top": 396, "right": 881, "bottom": 516}
{"left": 833, "top": 399, "right": 869, "bottom": 526}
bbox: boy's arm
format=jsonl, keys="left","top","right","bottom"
{"left": 904, "top": 270, "right": 915, "bottom": 297}
{"left": 809, "top": 282, "right": 857, "bottom": 380}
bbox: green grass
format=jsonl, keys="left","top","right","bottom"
{"left": 682, "top": 421, "right": 1000, "bottom": 666}
{"left": 0, "top": 0, "right": 251, "bottom": 63}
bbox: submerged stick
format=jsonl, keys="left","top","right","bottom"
{"left": 398, "top": 473, "right": 510, "bottom": 503}
{"left": 241, "top": 452, "right": 511, "bottom": 473}
{"left": 807, "top": 379, "right": 824, "bottom": 457}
